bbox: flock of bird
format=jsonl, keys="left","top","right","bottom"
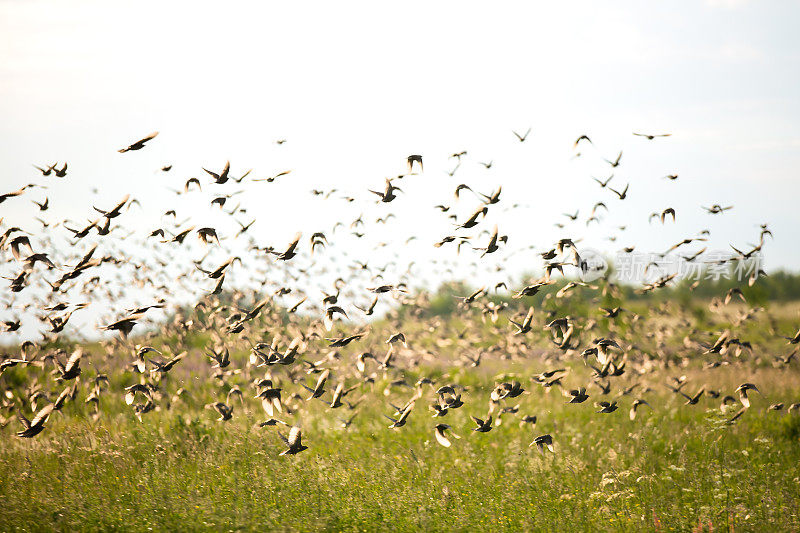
{"left": 1, "top": 128, "right": 798, "bottom": 457}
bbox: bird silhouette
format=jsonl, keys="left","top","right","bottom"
{"left": 118, "top": 132, "right": 159, "bottom": 153}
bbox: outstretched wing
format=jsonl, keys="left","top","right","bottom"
{"left": 288, "top": 426, "right": 302, "bottom": 447}
{"left": 30, "top": 404, "right": 54, "bottom": 427}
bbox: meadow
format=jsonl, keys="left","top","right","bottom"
{"left": 2, "top": 292, "right": 799, "bottom": 532}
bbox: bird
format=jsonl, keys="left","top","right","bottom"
{"left": 327, "top": 382, "right": 357, "bottom": 409}
{"left": 566, "top": 387, "right": 589, "bottom": 404}
{"left": 8, "top": 236, "right": 34, "bottom": 260}
{"left": 118, "top": 132, "right": 159, "bottom": 153}
{"left": 456, "top": 206, "right": 488, "bottom": 230}
{"left": 609, "top": 184, "right": 629, "bottom": 200}
{"left": 473, "top": 225, "right": 506, "bottom": 257}
{"left": 530, "top": 434, "right": 554, "bottom": 454}
{"left": 434, "top": 424, "right": 458, "bottom": 447}
{"left": 52, "top": 386, "right": 75, "bottom": 411}
{"left": 369, "top": 178, "right": 402, "bottom": 203}
{"left": 446, "top": 163, "right": 461, "bottom": 177}
{"left": 512, "top": 128, "right": 531, "bottom": 142}
{"left": 512, "top": 282, "right": 548, "bottom": 299}
{"left": 724, "top": 288, "right": 746, "bottom": 305}
{"left": 203, "top": 161, "right": 231, "bottom": 184}
{"left": 16, "top": 404, "right": 54, "bottom": 438}
{"left": 32, "top": 197, "right": 49, "bottom": 211}
{"left": 781, "top": 328, "right": 800, "bottom": 345}
{"left": 254, "top": 170, "right": 291, "bottom": 183}
{"left": 323, "top": 306, "right": 348, "bottom": 331}
{"left": 259, "top": 418, "right": 289, "bottom": 428}
{"left": 52, "top": 349, "right": 82, "bottom": 380}
{"left": 150, "top": 352, "right": 186, "bottom": 374}
{"left": 633, "top": 132, "right": 671, "bottom": 140}
{"left": 386, "top": 402, "right": 414, "bottom": 428}
{"left": 328, "top": 333, "right": 366, "bottom": 348}
{"left": 593, "top": 175, "right": 613, "bottom": 188}
{"left": 736, "top": 383, "right": 760, "bottom": 408}
{"left": 256, "top": 382, "right": 283, "bottom": 417}
{"left": 407, "top": 155, "right": 423, "bottom": 173}
{"left": 301, "top": 369, "right": 330, "bottom": 400}
{"left": 386, "top": 332, "right": 407, "bottom": 347}
{"left": 660, "top": 208, "right": 676, "bottom": 223}
{"left": 454, "top": 184, "right": 473, "bottom": 199}
{"left": 703, "top": 204, "right": 733, "bottom": 214}
{"left": 574, "top": 135, "right": 592, "bottom": 148}
{"left": 679, "top": 387, "right": 705, "bottom": 405}
{"left": 491, "top": 381, "right": 525, "bottom": 401}
{"left": 206, "top": 347, "right": 230, "bottom": 368}
{"left": 508, "top": 307, "right": 535, "bottom": 335}
{"left": 0, "top": 186, "right": 28, "bottom": 204}
{"left": 479, "top": 187, "right": 502, "bottom": 205}
{"left": 337, "top": 412, "right": 359, "bottom": 429}
{"left": 273, "top": 233, "right": 302, "bottom": 261}
{"left": 629, "top": 399, "right": 651, "bottom": 420}
{"left": 94, "top": 194, "right": 130, "bottom": 219}
{"left": 605, "top": 151, "right": 623, "bottom": 168}
{"left": 597, "top": 401, "right": 618, "bottom": 413}
{"left": 197, "top": 227, "right": 220, "bottom": 245}
{"left": 600, "top": 306, "right": 625, "bottom": 319}
{"left": 124, "top": 383, "right": 152, "bottom": 406}
{"left": 32, "top": 163, "right": 56, "bottom": 176}
{"left": 206, "top": 402, "right": 234, "bottom": 421}
{"left": 470, "top": 415, "right": 493, "bottom": 433}
{"left": 355, "top": 297, "right": 378, "bottom": 316}
{"left": 278, "top": 426, "right": 308, "bottom": 456}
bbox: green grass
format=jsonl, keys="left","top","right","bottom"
{"left": 2, "top": 294, "right": 800, "bottom": 531}
{"left": 2, "top": 367, "right": 799, "bottom": 532}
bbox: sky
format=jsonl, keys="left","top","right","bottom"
{"left": 1, "top": 1, "right": 799, "bottom": 341}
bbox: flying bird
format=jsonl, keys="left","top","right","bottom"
{"left": 434, "top": 423, "right": 458, "bottom": 447}
{"left": 16, "top": 404, "right": 54, "bottom": 438}
{"left": 574, "top": 135, "right": 592, "bottom": 148}
{"left": 633, "top": 132, "right": 671, "bottom": 140}
{"left": 278, "top": 427, "right": 308, "bottom": 456}
{"left": 118, "top": 132, "right": 159, "bottom": 153}
{"left": 407, "top": 155, "right": 423, "bottom": 173}
{"left": 530, "top": 434, "right": 554, "bottom": 454}
{"left": 513, "top": 128, "right": 531, "bottom": 142}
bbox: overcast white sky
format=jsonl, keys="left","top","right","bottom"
{"left": 1, "top": 0, "right": 799, "bottom": 281}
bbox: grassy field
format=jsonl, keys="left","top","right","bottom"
{"left": 2, "top": 373, "right": 800, "bottom": 532}
{"left": 2, "top": 365, "right": 800, "bottom": 530}
{"left": 2, "top": 297, "right": 800, "bottom": 532}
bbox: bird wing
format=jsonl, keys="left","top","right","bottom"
{"left": 30, "top": 403, "right": 54, "bottom": 427}
{"left": 398, "top": 402, "right": 415, "bottom": 423}
{"left": 17, "top": 411, "right": 31, "bottom": 429}
{"left": 138, "top": 131, "right": 159, "bottom": 144}
{"left": 434, "top": 427, "right": 451, "bottom": 447}
{"left": 288, "top": 426, "right": 302, "bottom": 446}
{"left": 64, "top": 350, "right": 82, "bottom": 372}
{"left": 315, "top": 369, "right": 330, "bottom": 390}
{"left": 284, "top": 232, "right": 302, "bottom": 255}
